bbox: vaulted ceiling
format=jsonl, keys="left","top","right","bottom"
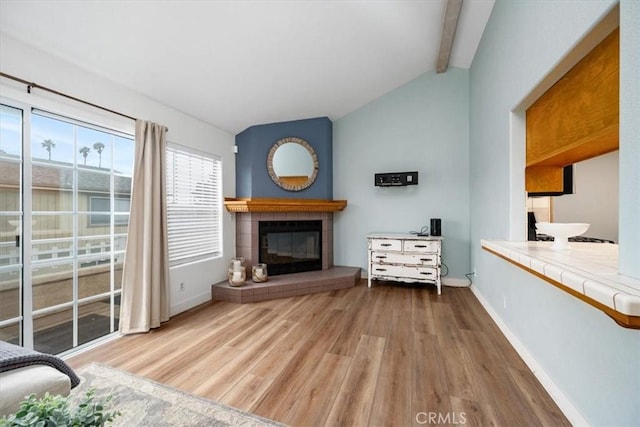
{"left": 0, "top": 0, "right": 494, "bottom": 134}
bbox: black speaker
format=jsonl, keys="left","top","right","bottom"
{"left": 430, "top": 218, "right": 441, "bottom": 236}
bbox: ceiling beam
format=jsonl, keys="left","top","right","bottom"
{"left": 436, "top": 0, "right": 463, "bottom": 73}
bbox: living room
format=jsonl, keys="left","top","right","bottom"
{"left": 1, "top": 1, "right": 638, "bottom": 426}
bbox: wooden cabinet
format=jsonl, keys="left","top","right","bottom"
{"left": 367, "top": 233, "right": 442, "bottom": 294}
{"left": 525, "top": 27, "right": 619, "bottom": 193}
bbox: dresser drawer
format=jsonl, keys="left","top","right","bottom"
{"left": 403, "top": 240, "right": 440, "bottom": 253}
{"left": 367, "top": 234, "right": 442, "bottom": 293}
{"left": 370, "top": 264, "right": 439, "bottom": 281}
{"left": 371, "top": 251, "right": 438, "bottom": 266}
{"left": 370, "top": 239, "right": 402, "bottom": 251}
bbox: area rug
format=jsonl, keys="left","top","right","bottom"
{"left": 71, "top": 363, "right": 284, "bottom": 427}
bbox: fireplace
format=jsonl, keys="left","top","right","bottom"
{"left": 216, "top": 200, "right": 357, "bottom": 304}
{"left": 235, "top": 211, "right": 334, "bottom": 275}
{"left": 259, "top": 220, "right": 322, "bottom": 275}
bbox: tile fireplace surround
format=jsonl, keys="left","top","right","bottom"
{"left": 212, "top": 198, "right": 359, "bottom": 303}
{"left": 235, "top": 211, "right": 334, "bottom": 271}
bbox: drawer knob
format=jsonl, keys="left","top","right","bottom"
{"left": 419, "top": 272, "right": 433, "bottom": 276}
{"left": 420, "top": 258, "right": 432, "bottom": 262}
{"left": 376, "top": 255, "right": 387, "bottom": 259}
{"left": 380, "top": 243, "right": 392, "bottom": 247}
{"left": 414, "top": 244, "right": 427, "bottom": 248}
{"left": 375, "top": 268, "right": 387, "bottom": 272}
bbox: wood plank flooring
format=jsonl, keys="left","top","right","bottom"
{"left": 67, "top": 280, "right": 570, "bottom": 426}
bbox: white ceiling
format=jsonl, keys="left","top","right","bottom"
{"left": 0, "top": 0, "right": 494, "bottom": 135}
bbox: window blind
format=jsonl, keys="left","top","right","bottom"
{"left": 166, "top": 145, "right": 222, "bottom": 265}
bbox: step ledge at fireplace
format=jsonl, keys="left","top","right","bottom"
{"left": 224, "top": 197, "right": 347, "bottom": 213}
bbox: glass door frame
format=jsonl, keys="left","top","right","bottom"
{"left": 0, "top": 95, "right": 131, "bottom": 354}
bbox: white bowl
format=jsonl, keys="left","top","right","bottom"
{"left": 535, "top": 222, "right": 590, "bottom": 250}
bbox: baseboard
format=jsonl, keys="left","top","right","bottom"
{"left": 469, "top": 286, "right": 588, "bottom": 427}
{"left": 170, "top": 291, "right": 212, "bottom": 317}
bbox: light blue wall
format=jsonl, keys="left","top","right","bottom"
{"left": 619, "top": 0, "right": 640, "bottom": 278}
{"left": 333, "top": 68, "right": 470, "bottom": 280}
{"left": 470, "top": 0, "right": 639, "bottom": 425}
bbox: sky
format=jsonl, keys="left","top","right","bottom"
{"left": 0, "top": 104, "right": 134, "bottom": 176}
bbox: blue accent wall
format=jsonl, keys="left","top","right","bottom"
{"left": 235, "top": 117, "right": 333, "bottom": 199}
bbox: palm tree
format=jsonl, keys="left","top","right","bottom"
{"left": 93, "top": 142, "right": 105, "bottom": 168}
{"left": 79, "top": 146, "right": 91, "bottom": 166}
{"left": 41, "top": 139, "right": 55, "bottom": 161}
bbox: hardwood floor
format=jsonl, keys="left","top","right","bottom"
{"left": 67, "top": 280, "right": 570, "bottom": 426}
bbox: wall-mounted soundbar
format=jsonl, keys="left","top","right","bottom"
{"left": 374, "top": 171, "right": 418, "bottom": 187}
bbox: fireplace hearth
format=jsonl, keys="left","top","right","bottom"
{"left": 219, "top": 199, "right": 358, "bottom": 303}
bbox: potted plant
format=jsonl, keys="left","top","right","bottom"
{"left": 0, "top": 389, "right": 120, "bottom": 427}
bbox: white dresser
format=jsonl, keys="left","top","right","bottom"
{"left": 366, "top": 232, "right": 443, "bottom": 294}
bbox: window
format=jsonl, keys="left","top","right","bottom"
{"left": 166, "top": 144, "right": 222, "bottom": 265}
{"left": 89, "top": 196, "right": 131, "bottom": 225}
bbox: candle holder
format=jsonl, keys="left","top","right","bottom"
{"left": 252, "top": 263, "right": 268, "bottom": 283}
{"left": 228, "top": 257, "right": 246, "bottom": 287}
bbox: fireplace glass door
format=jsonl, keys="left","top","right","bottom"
{"left": 259, "top": 220, "right": 322, "bottom": 275}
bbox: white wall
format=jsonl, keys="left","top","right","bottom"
{"left": 0, "top": 33, "right": 236, "bottom": 316}
{"left": 333, "top": 68, "right": 470, "bottom": 282}
{"left": 553, "top": 151, "right": 619, "bottom": 242}
{"left": 470, "top": 1, "right": 639, "bottom": 425}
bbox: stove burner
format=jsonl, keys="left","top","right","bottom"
{"left": 536, "top": 234, "right": 614, "bottom": 244}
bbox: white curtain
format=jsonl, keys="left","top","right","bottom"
{"left": 119, "top": 120, "right": 170, "bottom": 334}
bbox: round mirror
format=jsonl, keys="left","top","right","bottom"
{"left": 267, "top": 137, "right": 318, "bottom": 191}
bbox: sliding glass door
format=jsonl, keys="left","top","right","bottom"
{"left": 0, "top": 102, "right": 133, "bottom": 354}
{"left": 0, "top": 104, "right": 24, "bottom": 346}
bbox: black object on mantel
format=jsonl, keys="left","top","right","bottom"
{"left": 374, "top": 171, "right": 418, "bottom": 187}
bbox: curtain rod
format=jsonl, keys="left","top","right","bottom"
{"left": 0, "top": 71, "right": 168, "bottom": 131}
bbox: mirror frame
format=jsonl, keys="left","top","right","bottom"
{"left": 267, "top": 136, "right": 319, "bottom": 191}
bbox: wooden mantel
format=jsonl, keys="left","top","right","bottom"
{"left": 224, "top": 198, "right": 347, "bottom": 213}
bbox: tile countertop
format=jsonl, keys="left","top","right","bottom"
{"left": 481, "top": 240, "right": 640, "bottom": 325}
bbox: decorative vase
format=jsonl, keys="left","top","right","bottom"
{"left": 228, "top": 257, "right": 246, "bottom": 286}
{"left": 252, "top": 263, "right": 268, "bottom": 283}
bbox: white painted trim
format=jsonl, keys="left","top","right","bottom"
{"left": 469, "top": 285, "right": 589, "bottom": 427}
{"left": 170, "top": 291, "right": 212, "bottom": 317}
